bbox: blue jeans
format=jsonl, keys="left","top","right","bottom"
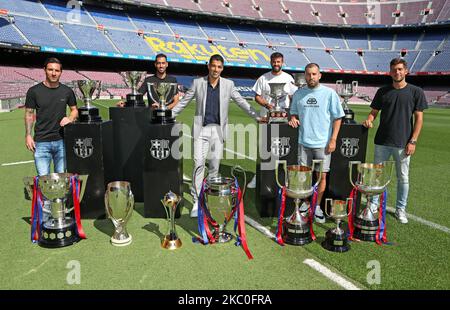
{"left": 373, "top": 144, "right": 410, "bottom": 210}
{"left": 34, "top": 139, "right": 66, "bottom": 176}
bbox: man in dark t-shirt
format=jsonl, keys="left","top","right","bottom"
{"left": 363, "top": 58, "right": 428, "bottom": 224}
{"left": 118, "top": 53, "right": 179, "bottom": 109}
{"left": 25, "top": 58, "right": 78, "bottom": 176}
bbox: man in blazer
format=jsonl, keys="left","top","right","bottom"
{"left": 172, "top": 54, "right": 260, "bottom": 217}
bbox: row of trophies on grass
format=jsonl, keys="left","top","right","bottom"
{"left": 24, "top": 159, "right": 393, "bottom": 254}
{"left": 74, "top": 71, "right": 360, "bottom": 125}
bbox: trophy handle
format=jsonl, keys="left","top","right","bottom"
{"left": 147, "top": 82, "right": 159, "bottom": 105}
{"left": 231, "top": 165, "right": 247, "bottom": 198}
{"left": 346, "top": 198, "right": 353, "bottom": 217}
{"left": 312, "top": 159, "right": 323, "bottom": 188}
{"left": 124, "top": 191, "right": 135, "bottom": 223}
{"left": 95, "top": 81, "right": 102, "bottom": 100}
{"left": 325, "top": 198, "right": 332, "bottom": 217}
{"left": 275, "top": 160, "right": 287, "bottom": 189}
{"left": 349, "top": 161, "right": 361, "bottom": 188}
{"left": 77, "top": 174, "right": 89, "bottom": 202}
{"left": 382, "top": 160, "right": 395, "bottom": 188}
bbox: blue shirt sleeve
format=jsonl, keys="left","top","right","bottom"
{"left": 329, "top": 91, "right": 345, "bottom": 119}
{"left": 290, "top": 90, "right": 299, "bottom": 116}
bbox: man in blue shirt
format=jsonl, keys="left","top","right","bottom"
{"left": 289, "top": 63, "right": 345, "bottom": 223}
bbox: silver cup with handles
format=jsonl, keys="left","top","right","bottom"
{"left": 322, "top": 198, "right": 352, "bottom": 252}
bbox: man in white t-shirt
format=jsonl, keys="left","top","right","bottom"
{"left": 248, "top": 52, "right": 297, "bottom": 188}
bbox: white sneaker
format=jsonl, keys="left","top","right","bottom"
{"left": 395, "top": 208, "right": 408, "bottom": 224}
{"left": 190, "top": 202, "right": 198, "bottom": 218}
{"left": 183, "top": 174, "right": 192, "bottom": 182}
{"left": 247, "top": 175, "right": 256, "bottom": 189}
{"left": 314, "top": 206, "right": 326, "bottom": 224}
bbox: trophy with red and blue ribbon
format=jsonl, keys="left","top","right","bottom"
{"left": 194, "top": 165, "right": 253, "bottom": 259}
{"left": 275, "top": 159, "right": 323, "bottom": 246}
{"left": 348, "top": 161, "right": 394, "bottom": 245}
{"left": 29, "top": 173, "right": 88, "bottom": 248}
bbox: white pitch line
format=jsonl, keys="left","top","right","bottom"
{"left": 303, "top": 259, "right": 361, "bottom": 290}
{"left": 1, "top": 160, "right": 34, "bottom": 166}
{"left": 386, "top": 207, "right": 450, "bottom": 234}
{"left": 244, "top": 215, "right": 361, "bottom": 290}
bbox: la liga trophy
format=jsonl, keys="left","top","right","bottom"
{"left": 336, "top": 80, "right": 358, "bottom": 124}
{"left": 121, "top": 71, "right": 146, "bottom": 107}
{"left": 75, "top": 80, "right": 102, "bottom": 123}
{"left": 148, "top": 82, "right": 178, "bottom": 124}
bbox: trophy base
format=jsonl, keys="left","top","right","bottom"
{"left": 111, "top": 234, "right": 132, "bottom": 247}
{"left": 78, "top": 106, "right": 102, "bottom": 123}
{"left": 39, "top": 223, "right": 80, "bottom": 248}
{"left": 267, "top": 110, "right": 288, "bottom": 124}
{"left": 283, "top": 221, "right": 312, "bottom": 246}
{"left": 125, "top": 94, "right": 145, "bottom": 107}
{"left": 214, "top": 232, "right": 233, "bottom": 243}
{"left": 353, "top": 217, "right": 378, "bottom": 242}
{"left": 343, "top": 109, "right": 356, "bottom": 124}
{"left": 162, "top": 235, "right": 182, "bottom": 250}
{"left": 322, "top": 229, "right": 350, "bottom": 252}
{"left": 151, "top": 109, "right": 175, "bottom": 124}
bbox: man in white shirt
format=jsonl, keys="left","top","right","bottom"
{"left": 248, "top": 52, "right": 297, "bottom": 188}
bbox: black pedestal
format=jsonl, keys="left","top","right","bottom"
{"left": 326, "top": 124, "right": 368, "bottom": 202}
{"left": 109, "top": 107, "right": 151, "bottom": 202}
{"left": 322, "top": 228, "right": 350, "bottom": 252}
{"left": 126, "top": 93, "right": 145, "bottom": 107}
{"left": 64, "top": 121, "right": 114, "bottom": 219}
{"left": 143, "top": 123, "right": 183, "bottom": 218}
{"left": 151, "top": 108, "right": 175, "bottom": 124}
{"left": 78, "top": 106, "right": 102, "bottom": 123}
{"left": 255, "top": 123, "right": 299, "bottom": 217}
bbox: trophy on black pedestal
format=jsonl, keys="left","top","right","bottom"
{"left": 336, "top": 80, "right": 358, "bottom": 124}
{"left": 266, "top": 83, "right": 288, "bottom": 124}
{"left": 322, "top": 198, "right": 352, "bottom": 252}
{"left": 148, "top": 82, "right": 178, "bottom": 124}
{"left": 75, "top": 80, "right": 102, "bottom": 123}
{"left": 121, "top": 71, "right": 146, "bottom": 107}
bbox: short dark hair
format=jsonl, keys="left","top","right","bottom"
{"left": 44, "top": 57, "right": 62, "bottom": 70}
{"left": 305, "top": 63, "right": 320, "bottom": 71}
{"left": 270, "top": 52, "right": 284, "bottom": 61}
{"left": 155, "top": 53, "right": 167, "bottom": 62}
{"left": 209, "top": 54, "right": 224, "bottom": 64}
{"left": 390, "top": 58, "right": 407, "bottom": 69}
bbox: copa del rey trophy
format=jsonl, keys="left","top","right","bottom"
{"left": 336, "top": 80, "right": 358, "bottom": 124}
{"left": 75, "top": 80, "right": 102, "bottom": 123}
{"left": 322, "top": 198, "right": 352, "bottom": 252}
{"left": 148, "top": 82, "right": 178, "bottom": 124}
{"left": 266, "top": 82, "right": 289, "bottom": 124}
{"left": 121, "top": 71, "right": 146, "bottom": 107}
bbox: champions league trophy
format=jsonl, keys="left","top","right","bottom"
{"left": 104, "top": 181, "right": 135, "bottom": 246}
{"left": 121, "top": 71, "right": 146, "bottom": 107}
{"left": 276, "top": 160, "right": 323, "bottom": 245}
{"left": 148, "top": 82, "right": 178, "bottom": 124}
{"left": 267, "top": 82, "right": 289, "bottom": 123}
{"left": 349, "top": 161, "right": 394, "bottom": 241}
{"left": 75, "top": 80, "right": 102, "bottom": 123}
{"left": 161, "top": 191, "right": 182, "bottom": 250}
{"left": 31, "top": 173, "right": 88, "bottom": 248}
{"left": 336, "top": 80, "right": 358, "bottom": 124}
{"left": 322, "top": 198, "right": 352, "bottom": 252}
{"left": 194, "top": 166, "right": 246, "bottom": 243}
{"left": 293, "top": 72, "right": 306, "bottom": 89}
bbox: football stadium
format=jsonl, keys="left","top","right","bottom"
{"left": 0, "top": 0, "right": 449, "bottom": 295}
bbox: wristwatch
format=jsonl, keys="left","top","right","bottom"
{"left": 408, "top": 139, "right": 417, "bottom": 145}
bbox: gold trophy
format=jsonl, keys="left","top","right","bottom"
{"left": 161, "top": 191, "right": 182, "bottom": 250}
{"left": 322, "top": 198, "right": 352, "bottom": 252}
{"left": 104, "top": 181, "right": 134, "bottom": 246}
{"left": 276, "top": 159, "right": 323, "bottom": 245}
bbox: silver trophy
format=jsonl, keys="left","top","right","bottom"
{"left": 336, "top": 80, "right": 358, "bottom": 124}
{"left": 104, "top": 181, "right": 135, "bottom": 246}
{"left": 322, "top": 198, "right": 353, "bottom": 252}
{"left": 194, "top": 165, "right": 246, "bottom": 243}
{"left": 75, "top": 79, "right": 102, "bottom": 122}
{"left": 36, "top": 173, "right": 88, "bottom": 248}
{"left": 121, "top": 71, "right": 146, "bottom": 107}
{"left": 276, "top": 159, "right": 323, "bottom": 245}
{"left": 161, "top": 191, "right": 182, "bottom": 250}
{"left": 148, "top": 82, "right": 178, "bottom": 124}
{"left": 349, "top": 161, "right": 394, "bottom": 241}
{"left": 267, "top": 82, "right": 288, "bottom": 123}
{"left": 293, "top": 72, "right": 306, "bottom": 89}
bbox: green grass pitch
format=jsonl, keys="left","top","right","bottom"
{"left": 0, "top": 100, "right": 449, "bottom": 290}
